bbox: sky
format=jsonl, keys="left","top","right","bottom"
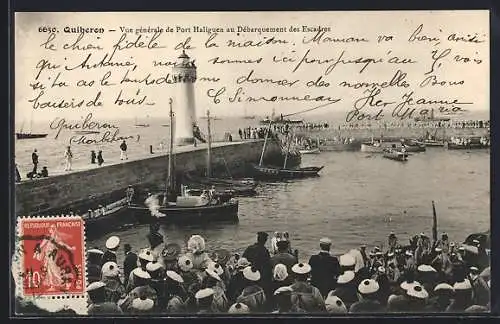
{"left": 15, "top": 11, "right": 489, "bottom": 124}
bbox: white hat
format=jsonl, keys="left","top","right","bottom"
{"left": 387, "top": 252, "right": 395, "bottom": 258}
{"left": 273, "top": 286, "right": 293, "bottom": 295}
{"left": 195, "top": 288, "right": 214, "bottom": 299}
{"left": 132, "top": 267, "right": 151, "bottom": 280}
{"left": 130, "top": 297, "right": 154, "bottom": 311}
{"left": 325, "top": 294, "right": 347, "bottom": 313}
{"left": 375, "top": 251, "right": 383, "bottom": 257}
{"left": 400, "top": 280, "right": 421, "bottom": 291}
{"left": 178, "top": 255, "right": 193, "bottom": 272}
{"left": 458, "top": 246, "right": 465, "bottom": 251}
{"left": 243, "top": 266, "right": 261, "bottom": 281}
{"left": 228, "top": 302, "right": 250, "bottom": 314}
{"left": 454, "top": 279, "right": 472, "bottom": 290}
{"left": 187, "top": 235, "right": 206, "bottom": 254}
{"left": 138, "top": 249, "right": 155, "bottom": 262}
{"left": 337, "top": 271, "right": 355, "bottom": 284}
{"left": 339, "top": 254, "right": 355, "bottom": 267}
{"left": 469, "top": 266, "right": 479, "bottom": 273}
{"left": 105, "top": 236, "right": 120, "bottom": 250}
{"left": 407, "top": 285, "right": 429, "bottom": 299}
{"left": 405, "top": 250, "right": 413, "bottom": 257}
{"left": 358, "top": 279, "right": 379, "bottom": 295}
{"left": 292, "top": 263, "right": 311, "bottom": 275}
{"left": 377, "top": 266, "right": 386, "bottom": 273}
{"left": 417, "top": 264, "right": 437, "bottom": 273}
{"left": 207, "top": 261, "right": 224, "bottom": 276}
{"left": 146, "top": 261, "right": 163, "bottom": 273}
{"left": 435, "top": 247, "right": 443, "bottom": 252}
{"left": 320, "top": 237, "right": 332, "bottom": 245}
{"left": 205, "top": 268, "right": 221, "bottom": 281}
{"left": 87, "top": 281, "right": 106, "bottom": 292}
{"left": 434, "top": 283, "right": 454, "bottom": 292}
{"left": 101, "top": 261, "right": 119, "bottom": 278}
{"left": 88, "top": 248, "right": 104, "bottom": 255}
{"left": 166, "top": 270, "right": 184, "bottom": 283}
{"left": 273, "top": 264, "right": 289, "bottom": 282}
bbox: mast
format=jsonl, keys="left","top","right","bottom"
{"left": 432, "top": 201, "right": 438, "bottom": 244}
{"left": 258, "top": 120, "right": 273, "bottom": 167}
{"left": 283, "top": 130, "right": 291, "bottom": 169}
{"left": 206, "top": 109, "right": 212, "bottom": 178}
{"left": 167, "top": 98, "right": 175, "bottom": 202}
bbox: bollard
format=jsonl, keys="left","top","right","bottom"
{"left": 150, "top": 145, "right": 154, "bottom": 154}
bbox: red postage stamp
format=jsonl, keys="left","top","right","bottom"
{"left": 18, "top": 217, "right": 86, "bottom": 296}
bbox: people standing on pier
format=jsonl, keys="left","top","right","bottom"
{"left": 63, "top": 146, "right": 73, "bottom": 171}
{"left": 123, "top": 244, "right": 138, "bottom": 287}
{"left": 97, "top": 150, "right": 104, "bottom": 166}
{"left": 120, "top": 140, "right": 128, "bottom": 160}
{"left": 103, "top": 236, "right": 120, "bottom": 265}
{"left": 31, "top": 149, "right": 39, "bottom": 174}
{"left": 91, "top": 150, "right": 97, "bottom": 164}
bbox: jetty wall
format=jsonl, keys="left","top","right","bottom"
{"left": 15, "top": 140, "right": 284, "bottom": 215}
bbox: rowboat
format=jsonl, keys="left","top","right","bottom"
{"left": 383, "top": 148, "right": 409, "bottom": 161}
{"left": 298, "top": 147, "right": 320, "bottom": 154}
{"left": 251, "top": 164, "right": 324, "bottom": 180}
{"left": 402, "top": 141, "right": 426, "bottom": 152}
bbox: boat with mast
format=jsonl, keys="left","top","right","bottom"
{"left": 16, "top": 111, "right": 48, "bottom": 139}
{"left": 128, "top": 99, "right": 239, "bottom": 224}
{"left": 251, "top": 120, "right": 324, "bottom": 180}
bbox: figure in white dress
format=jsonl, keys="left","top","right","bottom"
{"left": 33, "top": 224, "right": 76, "bottom": 291}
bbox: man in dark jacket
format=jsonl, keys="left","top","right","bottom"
{"left": 270, "top": 240, "right": 297, "bottom": 273}
{"left": 31, "top": 149, "right": 39, "bottom": 174}
{"left": 243, "top": 232, "right": 272, "bottom": 293}
{"left": 308, "top": 237, "right": 341, "bottom": 297}
{"left": 123, "top": 244, "right": 138, "bottom": 287}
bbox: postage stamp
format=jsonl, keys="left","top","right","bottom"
{"left": 13, "top": 216, "right": 88, "bottom": 314}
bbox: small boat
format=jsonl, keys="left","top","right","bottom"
{"left": 361, "top": 141, "right": 384, "bottom": 153}
{"left": 298, "top": 147, "right": 320, "bottom": 154}
{"left": 383, "top": 148, "right": 409, "bottom": 161}
{"left": 422, "top": 139, "right": 445, "bottom": 147}
{"left": 161, "top": 124, "right": 170, "bottom": 127}
{"left": 251, "top": 164, "right": 324, "bottom": 180}
{"left": 129, "top": 98, "right": 239, "bottom": 225}
{"left": 401, "top": 140, "right": 426, "bottom": 152}
{"left": 16, "top": 133, "right": 48, "bottom": 139}
{"left": 184, "top": 175, "right": 258, "bottom": 197}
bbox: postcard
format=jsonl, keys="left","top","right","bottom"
{"left": 12, "top": 11, "right": 490, "bottom": 315}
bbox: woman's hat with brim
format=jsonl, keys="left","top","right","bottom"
{"left": 131, "top": 297, "right": 154, "bottom": 311}
{"left": 292, "top": 263, "right": 312, "bottom": 275}
{"left": 400, "top": 280, "right": 421, "bottom": 291}
{"left": 146, "top": 261, "right": 164, "bottom": 273}
{"left": 407, "top": 285, "right": 429, "bottom": 299}
{"left": 325, "top": 294, "right": 347, "bottom": 313}
{"left": 162, "top": 243, "right": 181, "bottom": 261}
{"left": 166, "top": 270, "right": 184, "bottom": 283}
{"left": 87, "top": 281, "right": 106, "bottom": 292}
{"left": 273, "top": 286, "right": 293, "bottom": 296}
{"left": 105, "top": 236, "right": 120, "bottom": 250}
{"left": 339, "top": 254, "right": 355, "bottom": 267}
{"left": 358, "top": 279, "right": 379, "bottom": 295}
{"left": 417, "top": 264, "right": 437, "bottom": 273}
{"left": 228, "top": 302, "right": 250, "bottom": 314}
{"left": 132, "top": 268, "right": 151, "bottom": 280}
{"left": 101, "top": 261, "right": 120, "bottom": 278}
{"left": 337, "top": 271, "right": 355, "bottom": 284}
{"left": 205, "top": 268, "right": 221, "bottom": 282}
{"left": 195, "top": 288, "right": 214, "bottom": 300}
{"left": 243, "top": 266, "right": 261, "bottom": 281}
{"left": 178, "top": 255, "right": 193, "bottom": 272}
{"left": 138, "top": 249, "right": 155, "bottom": 262}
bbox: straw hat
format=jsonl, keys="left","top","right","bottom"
{"left": 407, "top": 285, "right": 429, "bottom": 299}
{"left": 101, "top": 261, "right": 119, "bottom": 278}
{"left": 146, "top": 261, "right": 163, "bottom": 273}
{"left": 417, "top": 264, "right": 437, "bottom": 273}
{"left": 87, "top": 281, "right": 106, "bottom": 292}
{"left": 434, "top": 283, "right": 454, "bottom": 293}
{"left": 130, "top": 297, "right": 154, "bottom": 311}
{"left": 138, "top": 249, "right": 155, "bottom": 262}
{"left": 87, "top": 248, "right": 104, "bottom": 256}
{"left": 435, "top": 247, "right": 443, "bottom": 253}
{"left": 243, "top": 266, "right": 261, "bottom": 281}
{"left": 320, "top": 237, "right": 332, "bottom": 245}
{"left": 400, "top": 280, "right": 421, "bottom": 291}
{"left": 178, "top": 255, "right": 193, "bottom": 272}
{"left": 454, "top": 279, "right": 472, "bottom": 291}
{"left": 207, "top": 261, "right": 224, "bottom": 276}
{"left": 337, "top": 271, "right": 355, "bottom": 284}
{"left": 228, "top": 303, "right": 250, "bottom": 314}
{"left": 339, "top": 254, "right": 355, "bottom": 267}
{"left": 132, "top": 268, "right": 151, "bottom": 280}
{"left": 273, "top": 264, "right": 289, "bottom": 282}
{"left": 358, "top": 279, "right": 379, "bottom": 295}
{"left": 292, "top": 263, "right": 311, "bottom": 275}
{"left": 195, "top": 288, "right": 214, "bottom": 299}
{"left": 205, "top": 268, "right": 221, "bottom": 282}
{"left": 166, "top": 270, "right": 184, "bottom": 283}
{"left": 105, "top": 236, "right": 120, "bottom": 250}
{"left": 325, "top": 294, "right": 347, "bottom": 313}
{"left": 273, "top": 286, "right": 293, "bottom": 296}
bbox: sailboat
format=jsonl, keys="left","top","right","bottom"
{"left": 134, "top": 115, "right": 150, "bottom": 127}
{"left": 127, "top": 99, "right": 239, "bottom": 224}
{"left": 16, "top": 113, "right": 48, "bottom": 139}
{"left": 184, "top": 109, "right": 258, "bottom": 196}
{"left": 251, "top": 121, "right": 324, "bottom": 180}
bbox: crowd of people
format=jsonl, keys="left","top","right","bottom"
{"left": 38, "top": 226, "right": 490, "bottom": 315}
{"left": 337, "top": 119, "right": 490, "bottom": 131}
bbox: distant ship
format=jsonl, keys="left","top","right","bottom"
{"left": 16, "top": 118, "right": 47, "bottom": 140}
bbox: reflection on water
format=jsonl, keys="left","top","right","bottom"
{"left": 88, "top": 148, "right": 489, "bottom": 264}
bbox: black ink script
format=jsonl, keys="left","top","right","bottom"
{"left": 49, "top": 113, "right": 119, "bottom": 139}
